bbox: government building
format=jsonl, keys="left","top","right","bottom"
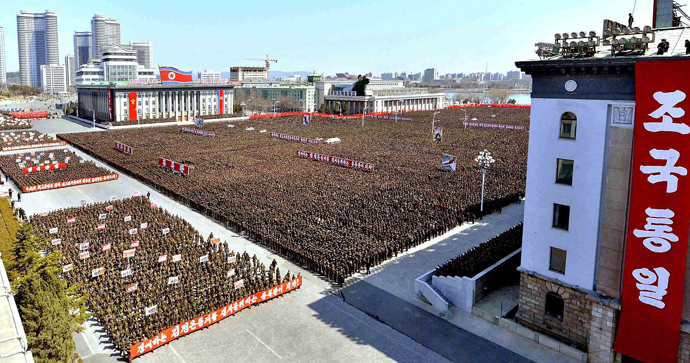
{"left": 77, "top": 83, "right": 234, "bottom": 123}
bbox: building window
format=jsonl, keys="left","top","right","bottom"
{"left": 545, "top": 291, "right": 565, "bottom": 320}
{"left": 560, "top": 112, "right": 577, "bottom": 139}
{"left": 556, "top": 159, "right": 574, "bottom": 185}
{"left": 549, "top": 247, "right": 567, "bottom": 275}
{"left": 553, "top": 204, "right": 570, "bottom": 230}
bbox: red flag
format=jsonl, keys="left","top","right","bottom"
{"left": 159, "top": 66, "right": 193, "bottom": 84}
{"left": 97, "top": 224, "right": 105, "bottom": 230}
{"left": 106, "top": 205, "right": 114, "bottom": 211}
{"left": 128, "top": 92, "right": 137, "bottom": 121}
{"left": 67, "top": 217, "right": 76, "bottom": 223}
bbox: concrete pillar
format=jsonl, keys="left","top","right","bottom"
{"left": 587, "top": 300, "right": 618, "bottom": 363}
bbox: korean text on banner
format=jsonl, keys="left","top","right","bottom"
{"left": 613, "top": 59, "right": 690, "bottom": 363}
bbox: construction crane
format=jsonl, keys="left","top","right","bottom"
{"left": 243, "top": 54, "right": 278, "bottom": 72}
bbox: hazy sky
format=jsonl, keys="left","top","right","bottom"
{"left": 1, "top": 0, "right": 654, "bottom": 75}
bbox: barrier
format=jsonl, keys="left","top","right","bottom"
{"left": 2, "top": 141, "right": 67, "bottom": 151}
{"left": 22, "top": 163, "right": 66, "bottom": 173}
{"left": 129, "top": 276, "right": 302, "bottom": 360}
{"left": 22, "top": 173, "right": 119, "bottom": 193}
{"left": 158, "top": 158, "right": 189, "bottom": 175}
{"left": 115, "top": 142, "right": 133, "bottom": 155}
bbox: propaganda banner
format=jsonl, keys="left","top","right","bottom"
{"left": 129, "top": 92, "right": 138, "bottom": 121}
{"left": 62, "top": 264, "right": 73, "bottom": 273}
{"left": 116, "top": 142, "right": 133, "bottom": 155}
{"left": 462, "top": 122, "right": 525, "bottom": 130}
{"left": 23, "top": 174, "right": 119, "bottom": 193}
{"left": 123, "top": 249, "right": 136, "bottom": 258}
{"left": 127, "top": 284, "right": 138, "bottom": 293}
{"left": 442, "top": 154, "right": 457, "bottom": 171}
{"left": 121, "top": 268, "right": 132, "bottom": 278}
{"left": 219, "top": 89, "right": 224, "bottom": 114}
{"left": 129, "top": 276, "right": 302, "bottom": 360}
{"left": 158, "top": 158, "right": 189, "bottom": 175}
{"left": 296, "top": 151, "right": 373, "bottom": 172}
{"left": 22, "top": 163, "right": 66, "bottom": 173}
{"left": 614, "top": 59, "right": 690, "bottom": 363}
{"left": 51, "top": 238, "right": 61, "bottom": 246}
{"left": 271, "top": 132, "right": 321, "bottom": 145}
{"left": 1, "top": 141, "right": 66, "bottom": 151}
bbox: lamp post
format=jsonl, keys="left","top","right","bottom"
{"left": 240, "top": 102, "right": 247, "bottom": 116}
{"left": 335, "top": 101, "right": 342, "bottom": 116}
{"left": 474, "top": 149, "right": 495, "bottom": 212}
{"left": 432, "top": 110, "right": 441, "bottom": 135}
{"left": 273, "top": 100, "right": 280, "bottom": 117}
{"left": 362, "top": 106, "right": 371, "bottom": 127}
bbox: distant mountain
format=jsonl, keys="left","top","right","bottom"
{"left": 218, "top": 71, "right": 312, "bottom": 80}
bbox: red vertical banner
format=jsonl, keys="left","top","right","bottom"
{"left": 128, "top": 92, "right": 138, "bottom": 121}
{"left": 614, "top": 59, "right": 690, "bottom": 362}
{"left": 107, "top": 88, "right": 113, "bottom": 122}
{"left": 218, "top": 89, "right": 224, "bottom": 114}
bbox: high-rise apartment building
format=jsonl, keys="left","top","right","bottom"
{"left": 91, "top": 14, "right": 120, "bottom": 59}
{"left": 73, "top": 31, "right": 91, "bottom": 68}
{"left": 422, "top": 68, "right": 438, "bottom": 83}
{"left": 123, "top": 41, "right": 153, "bottom": 69}
{"left": 17, "top": 10, "right": 59, "bottom": 88}
{"left": 65, "top": 54, "right": 75, "bottom": 86}
{"left": 40, "top": 64, "right": 66, "bottom": 94}
{"left": 0, "top": 27, "right": 6, "bottom": 85}
{"left": 197, "top": 70, "right": 221, "bottom": 82}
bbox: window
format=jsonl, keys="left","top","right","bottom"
{"left": 545, "top": 291, "right": 565, "bottom": 320}
{"left": 560, "top": 112, "right": 577, "bottom": 139}
{"left": 549, "top": 247, "right": 567, "bottom": 274}
{"left": 553, "top": 204, "right": 570, "bottom": 230}
{"left": 556, "top": 159, "right": 574, "bottom": 185}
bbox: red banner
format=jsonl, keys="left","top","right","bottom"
{"left": 129, "top": 276, "right": 302, "bottom": 360}
{"left": 22, "top": 174, "right": 119, "bottom": 193}
{"left": 158, "top": 158, "right": 189, "bottom": 175}
{"left": 128, "top": 92, "right": 137, "bottom": 121}
{"left": 614, "top": 59, "right": 690, "bottom": 362}
{"left": 219, "top": 89, "right": 224, "bottom": 114}
{"left": 108, "top": 88, "right": 113, "bottom": 122}
{"left": 9, "top": 111, "right": 48, "bottom": 120}
{"left": 116, "top": 142, "right": 133, "bottom": 155}
{"left": 1, "top": 141, "right": 66, "bottom": 151}
{"left": 22, "top": 163, "right": 66, "bottom": 173}
{"left": 271, "top": 132, "right": 321, "bottom": 145}
{"left": 296, "top": 150, "right": 373, "bottom": 171}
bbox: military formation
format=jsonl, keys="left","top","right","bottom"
{"left": 30, "top": 196, "right": 292, "bottom": 355}
{"left": 60, "top": 107, "right": 529, "bottom": 285}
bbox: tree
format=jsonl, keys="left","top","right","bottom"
{"left": 277, "top": 96, "right": 299, "bottom": 112}
{"left": 10, "top": 224, "right": 88, "bottom": 363}
{"left": 487, "top": 89, "right": 510, "bottom": 104}
{"left": 340, "top": 102, "right": 349, "bottom": 115}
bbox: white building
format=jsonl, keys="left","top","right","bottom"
{"left": 236, "top": 82, "right": 317, "bottom": 113}
{"left": 65, "top": 54, "right": 75, "bottom": 86}
{"left": 73, "top": 31, "right": 91, "bottom": 69}
{"left": 91, "top": 14, "right": 120, "bottom": 59}
{"left": 323, "top": 88, "right": 444, "bottom": 114}
{"left": 198, "top": 69, "right": 221, "bottom": 82}
{"left": 230, "top": 66, "right": 268, "bottom": 82}
{"left": 124, "top": 41, "right": 153, "bottom": 69}
{"left": 0, "top": 27, "right": 5, "bottom": 85}
{"left": 75, "top": 45, "right": 155, "bottom": 85}
{"left": 17, "top": 10, "right": 59, "bottom": 88}
{"left": 40, "top": 64, "right": 66, "bottom": 94}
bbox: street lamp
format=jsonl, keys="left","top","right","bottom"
{"left": 432, "top": 110, "right": 441, "bottom": 135}
{"left": 335, "top": 102, "right": 342, "bottom": 116}
{"left": 362, "top": 106, "right": 371, "bottom": 126}
{"left": 273, "top": 100, "right": 280, "bottom": 117}
{"left": 474, "top": 150, "right": 495, "bottom": 212}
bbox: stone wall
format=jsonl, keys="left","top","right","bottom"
{"left": 517, "top": 271, "right": 591, "bottom": 350}
{"left": 587, "top": 300, "right": 617, "bottom": 363}
{"left": 679, "top": 331, "right": 690, "bottom": 363}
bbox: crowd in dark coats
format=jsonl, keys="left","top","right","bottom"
{"left": 60, "top": 107, "right": 529, "bottom": 285}
{"left": 30, "top": 196, "right": 292, "bottom": 355}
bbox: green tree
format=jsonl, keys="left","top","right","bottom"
{"left": 11, "top": 223, "right": 88, "bottom": 363}
{"left": 340, "top": 102, "right": 349, "bottom": 115}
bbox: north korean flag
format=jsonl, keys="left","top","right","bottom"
{"left": 159, "top": 66, "right": 193, "bottom": 84}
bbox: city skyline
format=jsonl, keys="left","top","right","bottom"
{"left": 0, "top": 0, "right": 654, "bottom": 78}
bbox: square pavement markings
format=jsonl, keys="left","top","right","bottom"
{"left": 342, "top": 280, "right": 531, "bottom": 363}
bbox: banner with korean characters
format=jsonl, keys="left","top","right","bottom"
{"left": 614, "top": 59, "right": 690, "bottom": 363}
{"left": 129, "top": 276, "right": 302, "bottom": 360}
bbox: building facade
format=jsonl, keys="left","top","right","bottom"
{"left": 230, "top": 66, "right": 268, "bottom": 82}
{"left": 77, "top": 84, "right": 234, "bottom": 123}
{"left": 73, "top": 31, "right": 91, "bottom": 68}
{"left": 516, "top": 29, "right": 690, "bottom": 362}
{"left": 124, "top": 41, "right": 153, "bottom": 69}
{"left": 17, "top": 10, "right": 59, "bottom": 88}
{"left": 198, "top": 70, "right": 221, "bottom": 82}
{"left": 0, "top": 27, "right": 5, "bottom": 85}
{"left": 235, "top": 83, "right": 317, "bottom": 113}
{"left": 91, "top": 14, "right": 120, "bottom": 59}
{"left": 75, "top": 45, "right": 155, "bottom": 85}
{"left": 40, "top": 64, "right": 66, "bottom": 94}
{"left": 422, "top": 68, "right": 437, "bottom": 83}
{"left": 65, "top": 54, "right": 74, "bottom": 86}
{"left": 323, "top": 88, "right": 444, "bottom": 115}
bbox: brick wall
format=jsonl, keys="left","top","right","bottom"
{"left": 679, "top": 331, "right": 690, "bottom": 363}
{"left": 517, "top": 271, "right": 591, "bottom": 349}
{"left": 587, "top": 300, "right": 617, "bottom": 363}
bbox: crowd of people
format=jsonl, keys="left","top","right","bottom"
{"left": 0, "top": 131, "right": 60, "bottom": 150}
{"left": 0, "top": 114, "right": 32, "bottom": 131}
{"left": 60, "top": 107, "right": 529, "bottom": 285}
{"left": 0, "top": 150, "right": 114, "bottom": 190}
{"left": 30, "top": 196, "right": 293, "bottom": 355}
{"left": 436, "top": 223, "right": 523, "bottom": 278}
